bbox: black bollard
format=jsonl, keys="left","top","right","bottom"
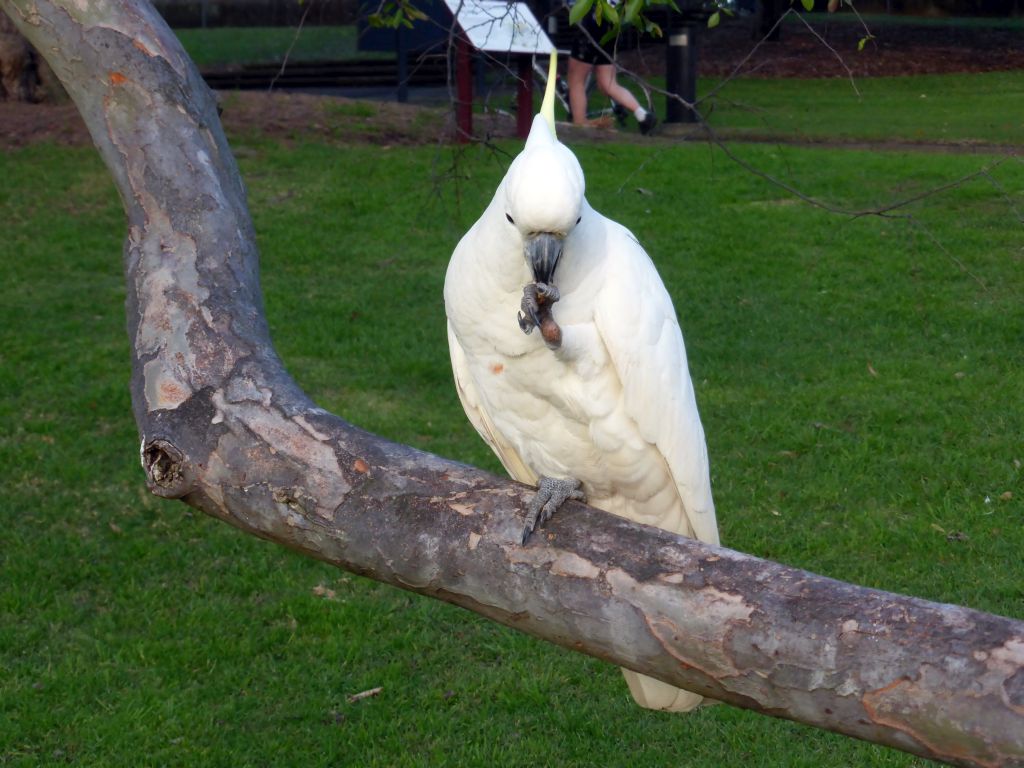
{"left": 665, "top": 21, "right": 699, "bottom": 123}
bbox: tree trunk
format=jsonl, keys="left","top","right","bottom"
{"left": 2, "top": 1, "right": 1022, "bottom": 766}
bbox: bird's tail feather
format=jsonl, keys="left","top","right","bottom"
{"left": 622, "top": 670, "right": 704, "bottom": 713}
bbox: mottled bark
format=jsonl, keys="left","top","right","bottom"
{"left": 3, "top": 1, "right": 1023, "bottom": 766}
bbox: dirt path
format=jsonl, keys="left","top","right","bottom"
{"left": 691, "top": 19, "right": 1024, "bottom": 80}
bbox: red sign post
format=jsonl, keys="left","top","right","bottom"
{"left": 445, "top": 0, "right": 554, "bottom": 143}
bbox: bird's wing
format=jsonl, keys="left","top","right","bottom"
{"left": 446, "top": 321, "right": 538, "bottom": 485}
{"left": 592, "top": 223, "right": 719, "bottom": 545}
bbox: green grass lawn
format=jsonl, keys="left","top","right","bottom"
{"left": 174, "top": 25, "right": 387, "bottom": 68}
{"left": 696, "top": 70, "right": 1024, "bottom": 145}
{"left": 2, "top": 124, "right": 1023, "bottom": 765}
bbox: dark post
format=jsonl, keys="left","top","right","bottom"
{"left": 455, "top": 35, "right": 473, "bottom": 142}
{"left": 516, "top": 54, "right": 533, "bottom": 139}
{"left": 665, "top": 21, "right": 699, "bottom": 123}
{"left": 475, "top": 50, "right": 486, "bottom": 99}
{"left": 758, "top": 0, "right": 782, "bottom": 41}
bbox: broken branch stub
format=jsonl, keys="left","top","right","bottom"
{"left": 3, "top": 1, "right": 1022, "bottom": 765}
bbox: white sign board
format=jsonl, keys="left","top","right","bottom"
{"left": 444, "top": 0, "right": 555, "bottom": 54}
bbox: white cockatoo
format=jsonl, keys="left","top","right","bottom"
{"left": 443, "top": 54, "right": 718, "bottom": 712}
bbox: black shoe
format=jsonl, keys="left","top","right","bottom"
{"left": 612, "top": 101, "right": 630, "bottom": 127}
{"left": 638, "top": 112, "right": 657, "bottom": 135}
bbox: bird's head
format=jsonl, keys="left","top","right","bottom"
{"left": 503, "top": 114, "right": 585, "bottom": 286}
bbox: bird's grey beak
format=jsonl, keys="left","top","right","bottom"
{"left": 524, "top": 233, "right": 564, "bottom": 286}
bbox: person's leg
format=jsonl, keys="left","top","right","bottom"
{"left": 593, "top": 63, "right": 639, "bottom": 113}
{"left": 594, "top": 63, "right": 656, "bottom": 133}
{"left": 567, "top": 57, "right": 592, "bottom": 125}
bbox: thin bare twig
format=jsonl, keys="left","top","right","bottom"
{"left": 906, "top": 216, "right": 991, "bottom": 292}
{"left": 268, "top": 0, "right": 315, "bottom": 93}
{"left": 979, "top": 167, "right": 1024, "bottom": 225}
{"left": 789, "top": 10, "right": 861, "bottom": 96}
{"left": 849, "top": 156, "right": 1011, "bottom": 219}
{"left": 700, "top": 7, "right": 800, "bottom": 103}
{"left": 346, "top": 687, "right": 383, "bottom": 703}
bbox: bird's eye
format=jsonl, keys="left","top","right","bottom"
{"left": 506, "top": 213, "right": 515, "bottom": 225}
{"left": 575, "top": 216, "right": 582, "bottom": 225}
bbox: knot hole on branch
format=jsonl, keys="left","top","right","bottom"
{"left": 142, "top": 438, "right": 192, "bottom": 498}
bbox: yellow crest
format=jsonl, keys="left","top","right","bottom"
{"left": 540, "top": 50, "right": 557, "bottom": 137}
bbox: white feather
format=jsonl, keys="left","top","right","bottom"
{"left": 444, "top": 116, "right": 718, "bottom": 711}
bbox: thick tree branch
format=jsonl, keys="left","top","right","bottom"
{"left": 4, "top": 1, "right": 1023, "bottom": 765}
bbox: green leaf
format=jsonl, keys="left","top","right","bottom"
{"left": 569, "top": 0, "right": 595, "bottom": 26}
{"left": 707, "top": 10, "right": 720, "bottom": 27}
{"left": 858, "top": 35, "right": 871, "bottom": 50}
{"left": 800, "top": 0, "right": 814, "bottom": 10}
{"left": 624, "top": 0, "right": 641, "bottom": 24}
{"left": 365, "top": 0, "right": 424, "bottom": 29}
{"left": 602, "top": 1, "right": 619, "bottom": 25}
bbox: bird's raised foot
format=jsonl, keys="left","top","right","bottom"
{"left": 517, "top": 283, "right": 563, "bottom": 349}
{"left": 517, "top": 282, "right": 559, "bottom": 333}
{"left": 521, "top": 476, "right": 585, "bottom": 545}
